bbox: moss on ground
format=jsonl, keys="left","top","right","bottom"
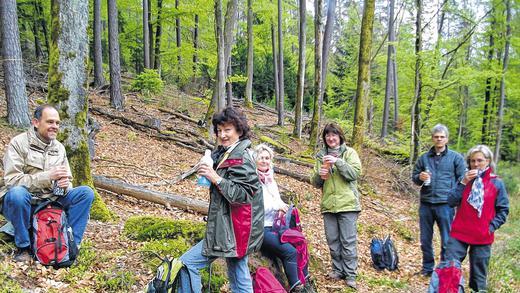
{"left": 124, "top": 216, "right": 205, "bottom": 243}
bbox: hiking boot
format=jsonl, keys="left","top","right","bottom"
{"left": 14, "top": 247, "right": 32, "bottom": 263}
{"left": 326, "top": 271, "right": 344, "bottom": 280}
{"left": 345, "top": 279, "right": 357, "bottom": 290}
{"left": 290, "top": 284, "right": 305, "bottom": 293}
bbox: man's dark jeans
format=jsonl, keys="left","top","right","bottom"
{"left": 419, "top": 202, "right": 454, "bottom": 274}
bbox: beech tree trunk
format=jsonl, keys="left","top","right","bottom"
{"left": 352, "top": 0, "right": 375, "bottom": 151}
{"left": 48, "top": 0, "right": 111, "bottom": 221}
{"left": 224, "top": 0, "right": 238, "bottom": 107}
{"left": 143, "top": 0, "right": 150, "bottom": 68}
{"left": 175, "top": 0, "right": 181, "bottom": 65}
{"left": 93, "top": 0, "right": 105, "bottom": 87}
{"left": 276, "top": 0, "right": 285, "bottom": 126}
{"left": 1, "top": 0, "right": 30, "bottom": 128}
{"left": 293, "top": 0, "right": 306, "bottom": 138}
{"left": 214, "top": 0, "right": 226, "bottom": 112}
{"left": 148, "top": 0, "right": 154, "bottom": 68}
{"left": 494, "top": 0, "right": 511, "bottom": 163}
{"left": 244, "top": 0, "right": 254, "bottom": 108}
{"left": 321, "top": 0, "right": 336, "bottom": 95}
{"left": 482, "top": 31, "right": 495, "bottom": 145}
{"left": 309, "top": 0, "right": 324, "bottom": 148}
{"left": 107, "top": 0, "right": 124, "bottom": 110}
{"left": 193, "top": 14, "right": 199, "bottom": 76}
{"left": 271, "top": 21, "right": 280, "bottom": 111}
{"left": 410, "top": 0, "right": 423, "bottom": 164}
{"left": 35, "top": 0, "right": 49, "bottom": 56}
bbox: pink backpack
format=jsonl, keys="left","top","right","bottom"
{"left": 252, "top": 266, "right": 287, "bottom": 293}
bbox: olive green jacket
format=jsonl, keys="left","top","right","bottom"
{"left": 310, "top": 144, "right": 362, "bottom": 213}
{"left": 0, "top": 127, "right": 72, "bottom": 212}
{"left": 202, "top": 139, "right": 264, "bottom": 258}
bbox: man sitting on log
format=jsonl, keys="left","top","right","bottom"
{"left": 0, "top": 104, "right": 94, "bottom": 262}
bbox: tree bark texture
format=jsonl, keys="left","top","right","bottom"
{"left": 48, "top": 0, "right": 111, "bottom": 221}
{"left": 143, "top": 0, "right": 150, "bottom": 68}
{"left": 482, "top": 31, "right": 495, "bottom": 145}
{"left": 494, "top": 0, "right": 511, "bottom": 163}
{"left": 175, "top": 0, "right": 181, "bottom": 65}
{"left": 107, "top": 0, "right": 124, "bottom": 110}
{"left": 148, "top": 0, "right": 154, "bottom": 68}
{"left": 293, "top": 0, "right": 306, "bottom": 138}
{"left": 244, "top": 0, "right": 254, "bottom": 108}
{"left": 271, "top": 21, "right": 280, "bottom": 111}
{"left": 34, "top": 0, "right": 50, "bottom": 56}
{"left": 224, "top": 0, "right": 238, "bottom": 107}
{"left": 93, "top": 0, "right": 105, "bottom": 87}
{"left": 214, "top": 0, "right": 226, "bottom": 112}
{"left": 277, "top": 0, "right": 285, "bottom": 126}
{"left": 1, "top": 0, "right": 30, "bottom": 128}
{"left": 309, "top": 0, "right": 324, "bottom": 148}
{"left": 352, "top": 0, "right": 375, "bottom": 151}
{"left": 410, "top": 0, "right": 423, "bottom": 164}
{"left": 321, "top": 0, "right": 336, "bottom": 94}
{"left": 193, "top": 14, "right": 199, "bottom": 75}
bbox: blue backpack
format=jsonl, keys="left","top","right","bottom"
{"left": 370, "top": 235, "right": 399, "bottom": 271}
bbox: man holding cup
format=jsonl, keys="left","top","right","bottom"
{"left": 412, "top": 124, "right": 466, "bottom": 276}
{"left": 0, "top": 105, "right": 94, "bottom": 263}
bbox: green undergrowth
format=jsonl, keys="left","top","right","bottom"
{"left": 487, "top": 163, "right": 520, "bottom": 292}
{"left": 0, "top": 262, "right": 23, "bottom": 293}
{"left": 364, "top": 137, "right": 410, "bottom": 164}
{"left": 358, "top": 272, "right": 408, "bottom": 291}
{"left": 95, "top": 268, "right": 137, "bottom": 292}
{"left": 123, "top": 216, "right": 206, "bottom": 242}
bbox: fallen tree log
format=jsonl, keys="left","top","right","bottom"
{"left": 273, "top": 166, "right": 310, "bottom": 183}
{"left": 158, "top": 107, "right": 200, "bottom": 124}
{"left": 93, "top": 175, "right": 209, "bottom": 214}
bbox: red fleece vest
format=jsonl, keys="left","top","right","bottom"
{"left": 450, "top": 169, "right": 498, "bottom": 245}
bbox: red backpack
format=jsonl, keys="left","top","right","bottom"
{"left": 252, "top": 267, "right": 287, "bottom": 293}
{"left": 32, "top": 201, "right": 78, "bottom": 268}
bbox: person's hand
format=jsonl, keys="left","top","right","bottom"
{"left": 56, "top": 176, "right": 71, "bottom": 188}
{"left": 197, "top": 163, "right": 220, "bottom": 184}
{"left": 462, "top": 169, "right": 479, "bottom": 185}
{"left": 319, "top": 167, "right": 329, "bottom": 180}
{"left": 49, "top": 166, "right": 69, "bottom": 180}
{"left": 279, "top": 204, "right": 289, "bottom": 213}
{"left": 323, "top": 155, "right": 338, "bottom": 165}
{"left": 419, "top": 171, "right": 431, "bottom": 182}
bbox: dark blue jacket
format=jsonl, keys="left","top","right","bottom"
{"left": 412, "top": 146, "right": 466, "bottom": 204}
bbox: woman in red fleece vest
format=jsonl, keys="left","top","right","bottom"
{"left": 446, "top": 145, "right": 509, "bottom": 292}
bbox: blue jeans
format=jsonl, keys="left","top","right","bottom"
{"left": 419, "top": 202, "right": 454, "bottom": 273}
{"left": 2, "top": 186, "right": 94, "bottom": 248}
{"left": 261, "top": 227, "right": 309, "bottom": 290}
{"left": 446, "top": 237, "right": 491, "bottom": 292}
{"left": 179, "top": 240, "right": 252, "bottom": 293}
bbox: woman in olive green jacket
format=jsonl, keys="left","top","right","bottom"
{"left": 310, "top": 123, "right": 362, "bottom": 290}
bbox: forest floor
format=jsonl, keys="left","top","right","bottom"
{"left": 0, "top": 86, "right": 515, "bottom": 292}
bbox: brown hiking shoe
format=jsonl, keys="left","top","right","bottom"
{"left": 326, "top": 271, "right": 344, "bottom": 280}
{"left": 14, "top": 247, "right": 32, "bottom": 263}
{"left": 345, "top": 279, "right": 357, "bottom": 290}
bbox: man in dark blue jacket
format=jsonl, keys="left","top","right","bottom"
{"left": 412, "top": 124, "right": 466, "bottom": 276}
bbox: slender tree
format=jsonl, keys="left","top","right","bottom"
{"left": 215, "top": 0, "right": 226, "bottom": 112}
{"left": 175, "top": 0, "right": 181, "bottom": 65}
{"left": 494, "top": 0, "right": 511, "bottom": 163}
{"left": 410, "top": 0, "right": 423, "bottom": 164}
{"left": 244, "top": 0, "right": 254, "bottom": 108}
{"left": 271, "top": 18, "right": 280, "bottom": 111}
{"left": 93, "top": 0, "right": 105, "bottom": 87}
{"left": 153, "top": 0, "right": 163, "bottom": 74}
{"left": 309, "top": 0, "right": 324, "bottom": 147}
{"left": 193, "top": 14, "right": 199, "bottom": 76}
{"left": 381, "top": 0, "right": 396, "bottom": 138}
{"left": 1, "top": 0, "right": 30, "bottom": 128}
{"left": 48, "top": 0, "right": 110, "bottom": 221}
{"left": 352, "top": 0, "right": 376, "bottom": 151}
{"left": 148, "top": 0, "right": 154, "bottom": 67}
{"left": 107, "top": 0, "right": 124, "bottom": 110}
{"left": 277, "top": 0, "right": 285, "bottom": 126}
{"left": 482, "top": 20, "right": 495, "bottom": 145}
{"left": 321, "top": 0, "right": 337, "bottom": 94}
{"left": 31, "top": 3, "right": 44, "bottom": 60}
{"left": 293, "top": 0, "right": 306, "bottom": 138}
{"left": 143, "top": 0, "right": 150, "bottom": 68}
{"left": 224, "top": 0, "right": 239, "bottom": 106}
{"left": 34, "top": 0, "right": 49, "bottom": 56}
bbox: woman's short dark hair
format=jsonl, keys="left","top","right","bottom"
{"left": 212, "top": 107, "right": 251, "bottom": 139}
{"left": 321, "top": 123, "right": 345, "bottom": 147}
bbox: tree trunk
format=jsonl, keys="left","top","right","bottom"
{"left": 293, "top": 0, "right": 306, "bottom": 138}
{"left": 351, "top": 0, "right": 375, "bottom": 151}
{"left": 410, "top": 0, "right": 423, "bottom": 164}
{"left": 276, "top": 0, "right": 285, "bottom": 126}
{"left": 381, "top": 0, "right": 396, "bottom": 139}
{"left": 244, "top": 0, "right": 254, "bottom": 108}
{"left": 224, "top": 0, "right": 238, "bottom": 107}
{"left": 309, "top": 0, "right": 324, "bottom": 148}
{"left": 107, "top": 0, "right": 124, "bottom": 110}
{"left": 1, "top": 0, "right": 30, "bottom": 128}
{"left": 35, "top": 0, "right": 49, "bottom": 56}
{"left": 457, "top": 44, "right": 471, "bottom": 150}
{"left": 226, "top": 59, "right": 233, "bottom": 106}
{"left": 143, "top": 0, "right": 150, "bottom": 68}
{"left": 153, "top": 0, "right": 163, "bottom": 74}
{"left": 175, "top": 0, "right": 181, "bottom": 65}
{"left": 271, "top": 21, "right": 279, "bottom": 111}
{"left": 192, "top": 14, "right": 199, "bottom": 76}
{"left": 214, "top": 0, "right": 226, "bottom": 112}
{"left": 494, "top": 0, "right": 511, "bottom": 163}
{"left": 482, "top": 29, "right": 495, "bottom": 145}
{"left": 93, "top": 0, "right": 105, "bottom": 87}
{"left": 48, "top": 0, "right": 111, "bottom": 221}
{"left": 148, "top": 0, "right": 154, "bottom": 68}
{"left": 31, "top": 4, "right": 44, "bottom": 61}
{"left": 321, "top": 0, "right": 336, "bottom": 95}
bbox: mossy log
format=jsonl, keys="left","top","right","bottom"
{"left": 93, "top": 175, "right": 209, "bottom": 214}
{"left": 259, "top": 135, "right": 290, "bottom": 154}
{"left": 273, "top": 166, "right": 310, "bottom": 183}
